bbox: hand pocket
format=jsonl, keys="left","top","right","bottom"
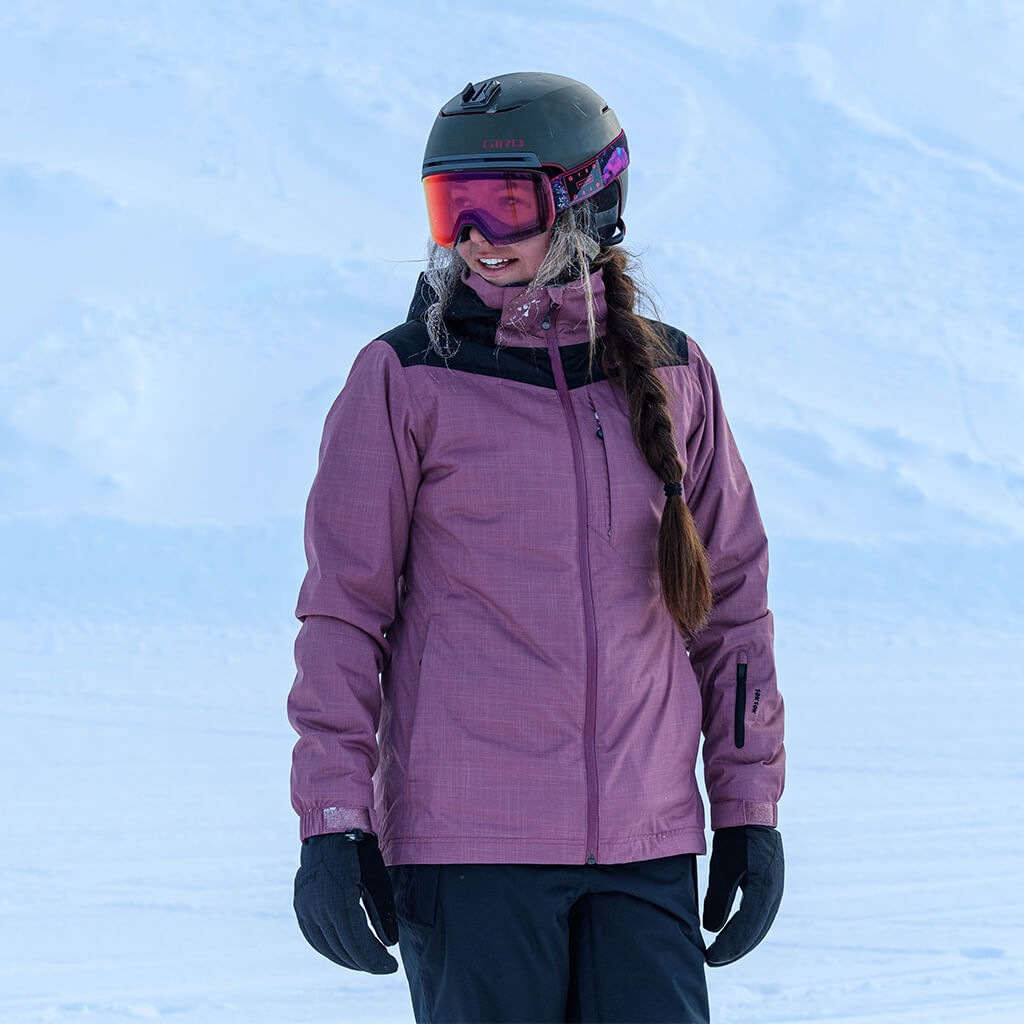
{"left": 389, "top": 863, "right": 441, "bottom": 928}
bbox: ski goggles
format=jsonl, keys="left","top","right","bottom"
{"left": 423, "top": 131, "right": 629, "bottom": 248}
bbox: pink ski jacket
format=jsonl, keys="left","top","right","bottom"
{"left": 288, "top": 268, "right": 784, "bottom": 866}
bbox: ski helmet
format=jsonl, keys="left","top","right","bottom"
{"left": 422, "top": 72, "right": 629, "bottom": 246}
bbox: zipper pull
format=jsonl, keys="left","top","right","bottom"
{"left": 541, "top": 301, "right": 560, "bottom": 332}
{"left": 594, "top": 409, "right": 604, "bottom": 439}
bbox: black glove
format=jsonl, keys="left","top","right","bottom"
{"left": 293, "top": 829, "right": 400, "bottom": 974}
{"left": 703, "top": 824, "right": 784, "bottom": 966}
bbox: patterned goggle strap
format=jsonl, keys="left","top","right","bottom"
{"left": 549, "top": 131, "right": 630, "bottom": 212}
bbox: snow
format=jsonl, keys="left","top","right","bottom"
{"left": 1, "top": 1, "right": 1022, "bottom": 1021}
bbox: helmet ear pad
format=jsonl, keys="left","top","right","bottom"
{"left": 588, "top": 172, "right": 627, "bottom": 245}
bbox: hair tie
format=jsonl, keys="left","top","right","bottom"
{"left": 664, "top": 482, "right": 683, "bottom": 498}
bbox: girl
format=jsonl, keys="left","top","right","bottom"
{"left": 289, "top": 71, "right": 785, "bottom": 1023}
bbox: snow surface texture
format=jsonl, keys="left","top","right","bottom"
{"left": 1, "top": 1, "right": 1022, "bottom": 1021}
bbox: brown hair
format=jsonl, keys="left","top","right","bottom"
{"left": 591, "top": 246, "right": 713, "bottom": 636}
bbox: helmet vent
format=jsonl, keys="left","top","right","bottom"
{"left": 460, "top": 79, "right": 502, "bottom": 111}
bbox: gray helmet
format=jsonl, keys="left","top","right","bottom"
{"left": 422, "top": 72, "right": 628, "bottom": 245}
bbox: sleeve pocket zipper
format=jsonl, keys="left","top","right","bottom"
{"left": 734, "top": 656, "right": 748, "bottom": 748}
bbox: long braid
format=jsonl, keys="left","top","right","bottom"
{"left": 594, "top": 247, "right": 713, "bottom": 636}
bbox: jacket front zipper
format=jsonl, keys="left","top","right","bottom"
{"left": 544, "top": 305, "right": 600, "bottom": 864}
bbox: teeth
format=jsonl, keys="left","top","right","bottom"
{"left": 480, "top": 258, "right": 510, "bottom": 266}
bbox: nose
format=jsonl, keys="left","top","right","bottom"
{"left": 462, "top": 224, "right": 497, "bottom": 245}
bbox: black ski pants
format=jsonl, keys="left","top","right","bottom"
{"left": 388, "top": 854, "right": 710, "bottom": 1024}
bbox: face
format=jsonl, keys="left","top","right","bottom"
{"left": 456, "top": 225, "right": 554, "bottom": 285}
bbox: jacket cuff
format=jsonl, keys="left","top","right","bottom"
{"left": 710, "top": 799, "right": 777, "bottom": 830}
{"left": 299, "top": 806, "right": 373, "bottom": 841}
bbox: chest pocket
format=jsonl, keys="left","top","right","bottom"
{"left": 586, "top": 388, "right": 661, "bottom": 572}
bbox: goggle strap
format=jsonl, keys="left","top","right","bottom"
{"left": 549, "top": 131, "right": 630, "bottom": 212}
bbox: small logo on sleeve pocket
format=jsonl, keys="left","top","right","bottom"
{"left": 751, "top": 689, "right": 761, "bottom": 716}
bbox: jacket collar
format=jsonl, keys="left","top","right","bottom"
{"left": 407, "top": 269, "right": 607, "bottom": 349}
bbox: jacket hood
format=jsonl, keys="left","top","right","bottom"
{"left": 406, "top": 268, "right": 608, "bottom": 349}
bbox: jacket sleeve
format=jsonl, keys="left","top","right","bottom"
{"left": 287, "top": 340, "right": 422, "bottom": 840}
{"left": 682, "top": 340, "right": 785, "bottom": 830}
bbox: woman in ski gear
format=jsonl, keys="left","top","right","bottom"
{"left": 289, "top": 71, "right": 785, "bottom": 1023}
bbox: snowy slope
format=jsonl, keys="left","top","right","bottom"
{"left": 1, "top": 2, "right": 1022, "bottom": 1021}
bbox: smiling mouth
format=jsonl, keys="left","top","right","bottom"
{"left": 478, "top": 257, "right": 514, "bottom": 269}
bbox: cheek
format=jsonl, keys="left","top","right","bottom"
{"left": 527, "top": 254, "right": 548, "bottom": 275}
{"left": 519, "top": 234, "right": 553, "bottom": 275}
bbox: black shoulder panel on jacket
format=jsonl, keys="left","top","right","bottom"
{"left": 640, "top": 317, "right": 689, "bottom": 366}
{"left": 377, "top": 319, "right": 610, "bottom": 391}
{"left": 378, "top": 318, "right": 433, "bottom": 364}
